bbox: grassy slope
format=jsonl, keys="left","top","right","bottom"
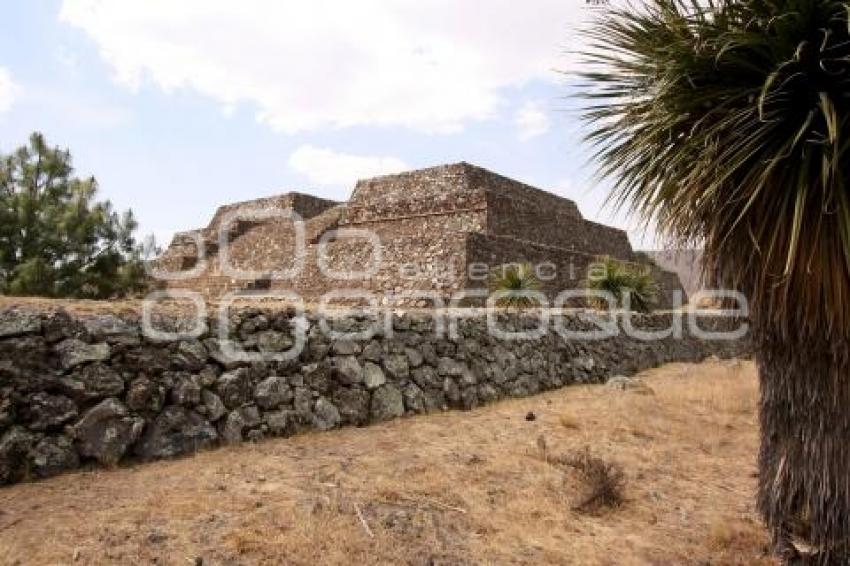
{"left": 0, "top": 360, "right": 772, "bottom": 565}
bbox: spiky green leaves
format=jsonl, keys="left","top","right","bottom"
{"left": 585, "top": 256, "right": 659, "bottom": 313}
{"left": 580, "top": 0, "right": 850, "bottom": 339}
{"left": 490, "top": 263, "right": 542, "bottom": 309}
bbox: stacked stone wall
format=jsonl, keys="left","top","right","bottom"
{"left": 343, "top": 164, "right": 480, "bottom": 223}
{"left": 206, "top": 193, "right": 338, "bottom": 232}
{"left": 465, "top": 164, "right": 583, "bottom": 220}
{"left": 272, "top": 233, "right": 469, "bottom": 302}
{"left": 155, "top": 194, "right": 340, "bottom": 281}
{"left": 152, "top": 163, "right": 686, "bottom": 306}
{"left": 0, "top": 306, "right": 749, "bottom": 486}
{"left": 484, "top": 194, "right": 633, "bottom": 258}
{"left": 575, "top": 220, "right": 636, "bottom": 260}
{"left": 465, "top": 232, "right": 599, "bottom": 301}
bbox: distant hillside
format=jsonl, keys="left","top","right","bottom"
{"left": 645, "top": 249, "right": 705, "bottom": 298}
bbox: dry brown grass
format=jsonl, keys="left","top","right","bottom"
{"left": 0, "top": 295, "right": 301, "bottom": 318}
{"left": 0, "top": 359, "right": 773, "bottom": 565}
{"left": 0, "top": 295, "right": 148, "bottom": 317}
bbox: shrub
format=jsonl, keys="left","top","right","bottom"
{"left": 585, "top": 256, "right": 658, "bottom": 313}
{"left": 490, "top": 263, "right": 541, "bottom": 309}
{"left": 554, "top": 447, "right": 626, "bottom": 514}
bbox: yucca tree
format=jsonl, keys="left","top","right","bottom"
{"left": 490, "top": 263, "right": 542, "bottom": 309}
{"left": 586, "top": 255, "right": 659, "bottom": 312}
{"left": 580, "top": 0, "right": 850, "bottom": 561}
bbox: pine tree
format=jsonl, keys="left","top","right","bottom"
{"left": 0, "top": 132, "right": 146, "bottom": 298}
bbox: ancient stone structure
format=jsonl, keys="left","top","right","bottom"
{"left": 154, "top": 163, "right": 686, "bottom": 307}
{"left": 0, "top": 305, "right": 748, "bottom": 485}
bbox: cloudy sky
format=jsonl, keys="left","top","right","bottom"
{"left": 0, "top": 1, "right": 649, "bottom": 248}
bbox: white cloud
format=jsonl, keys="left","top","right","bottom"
{"left": 59, "top": 0, "right": 588, "bottom": 134}
{"left": 515, "top": 101, "right": 550, "bottom": 140}
{"left": 0, "top": 67, "right": 21, "bottom": 113}
{"left": 289, "top": 145, "right": 408, "bottom": 187}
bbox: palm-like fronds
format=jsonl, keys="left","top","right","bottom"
{"left": 490, "top": 263, "right": 541, "bottom": 309}
{"left": 586, "top": 256, "right": 659, "bottom": 312}
{"left": 580, "top": 0, "right": 850, "bottom": 340}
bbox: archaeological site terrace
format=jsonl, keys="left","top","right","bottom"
{"left": 153, "top": 163, "right": 685, "bottom": 307}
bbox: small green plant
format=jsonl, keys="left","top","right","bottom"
{"left": 490, "top": 263, "right": 541, "bottom": 309}
{"left": 585, "top": 256, "right": 658, "bottom": 313}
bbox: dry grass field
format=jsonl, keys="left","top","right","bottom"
{"left": 0, "top": 359, "right": 772, "bottom": 565}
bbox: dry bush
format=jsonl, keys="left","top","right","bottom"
{"left": 553, "top": 447, "right": 626, "bottom": 514}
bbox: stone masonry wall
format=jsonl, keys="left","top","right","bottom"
{"left": 483, "top": 197, "right": 636, "bottom": 262}
{"left": 0, "top": 305, "right": 748, "bottom": 486}
{"left": 152, "top": 162, "right": 686, "bottom": 307}
{"left": 342, "top": 164, "right": 487, "bottom": 223}
{"left": 465, "top": 232, "right": 606, "bottom": 301}
{"left": 155, "top": 193, "right": 340, "bottom": 283}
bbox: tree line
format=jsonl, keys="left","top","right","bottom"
{"left": 0, "top": 132, "right": 147, "bottom": 299}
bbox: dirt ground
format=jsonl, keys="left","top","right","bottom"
{"left": 0, "top": 359, "right": 773, "bottom": 566}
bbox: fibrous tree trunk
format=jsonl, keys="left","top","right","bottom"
{"left": 756, "top": 325, "right": 850, "bottom": 564}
